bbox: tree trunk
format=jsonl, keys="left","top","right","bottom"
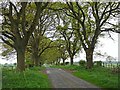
{"left": 86, "top": 49, "right": 93, "bottom": 69}
{"left": 39, "top": 61, "right": 42, "bottom": 67}
{"left": 17, "top": 49, "right": 25, "bottom": 72}
{"left": 34, "top": 57, "right": 39, "bottom": 66}
{"left": 70, "top": 56, "right": 74, "bottom": 65}
{"left": 32, "top": 41, "right": 40, "bottom": 66}
{"left": 35, "top": 59, "right": 39, "bottom": 66}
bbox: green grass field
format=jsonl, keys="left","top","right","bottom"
{"left": 51, "top": 65, "right": 119, "bottom": 89}
{"left": 2, "top": 66, "right": 51, "bottom": 88}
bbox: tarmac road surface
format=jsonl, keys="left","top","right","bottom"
{"left": 46, "top": 67, "right": 101, "bottom": 89}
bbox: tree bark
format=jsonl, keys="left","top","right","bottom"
{"left": 85, "top": 49, "right": 93, "bottom": 69}
{"left": 34, "top": 56, "right": 39, "bottom": 66}
{"left": 16, "top": 48, "right": 25, "bottom": 72}
{"left": 32, "top": 41, "right": 39, "bottom": 66}
{"left": 70, "top": 56, "right": 74, "bottom": 65}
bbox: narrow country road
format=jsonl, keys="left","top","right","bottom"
{"left": 46, "top": 67, "right": 101, "bottom": 89}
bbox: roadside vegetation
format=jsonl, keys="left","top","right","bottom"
{"left": 2, "top": 66, "right": 51, "bottom": 88}
{"left": 51, "top": 65, "right": 119, "bottom": 89}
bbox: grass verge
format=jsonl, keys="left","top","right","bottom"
{"left": 2, "top": 66, "right": 51, "bottom": 88}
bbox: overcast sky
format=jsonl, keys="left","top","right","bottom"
{"left": 71, "top": 32, "right": 118, "bottom": 62}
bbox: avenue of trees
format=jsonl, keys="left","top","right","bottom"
{"left": 0, "top": 1, "right": 119, "bottom": 71}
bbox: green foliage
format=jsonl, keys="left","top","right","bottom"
{"left": 39, "top": 38, "right": 68, "bottom": 64}
{"left": 50, "top": 2, "right": 68, "bottom": 10}
{"left": 26, "top": 3, "right": 36, "bottom": 22}
{"left": 1, "top": 44, "right": 14, "bottom": 58}
{"left": 2, "top": 67, "right": 51, "bottom": 88}
{"left": 41, "top": 47, "right": 61, "bottom": 64}
{"left": 79, "top": 60, "right": 86, "bottom": 66}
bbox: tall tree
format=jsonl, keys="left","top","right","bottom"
{"left": 28, "top": 7, "right": 57, "bottom": 66}
{"left": 56, "top": 13, "right": 80, "bottom": 65}
{"left": 58, "top": 43, "right": 68, "bottom": 65}
{"left": 54, "top": 39, "right": 69, "bottom": 65}
{"left": 1, "top": 2, "right": 49, "bottom": 71}
{"left": 66, "top": 2, "right": 119, "bottom": 68}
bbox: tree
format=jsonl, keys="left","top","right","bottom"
{"left": 66, "top": 2, "right": 119, "bottom": 68}
{"left": 30, "top": 36, "right": 54, "bottom": 66}
{"left": 55, "top": 39, "right": 69, "bottom": 65}
{"left": 58, "top": 44, "right": 68, "bottom": 65}
{"left": 41, "top": 45, "right": 61, "bottom": 65}
{"left": 56, "top": 13, "right": 80, "bottom": 65}
{"left": 28, "top": 7, "right": 58, "bottom": 66}
{"left": 1, "top": 2, "right": 49, "bottom": 71}
{"left": 49, "top": 3, "right": 81, "bottom": 65}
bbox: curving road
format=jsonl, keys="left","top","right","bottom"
{"left": 46, "top": 67, "right": 102, "bottom": 89}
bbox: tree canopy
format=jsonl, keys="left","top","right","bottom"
{"left": 0, "top": 1, "right": 119, "bottom": 71}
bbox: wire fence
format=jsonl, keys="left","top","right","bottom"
{"left": 102, "top": 62, "right": 120, "bottom": 69}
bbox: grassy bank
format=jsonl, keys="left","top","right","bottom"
{"left": 2, "top": 66, "right": 51, "bottom": 88}
{"left": 51, "top": 65, "right": 118, "bottom": 89}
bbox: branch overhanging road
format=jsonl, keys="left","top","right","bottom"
{"left": 46, "top": 67, "right": 102, "bottom": 89}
